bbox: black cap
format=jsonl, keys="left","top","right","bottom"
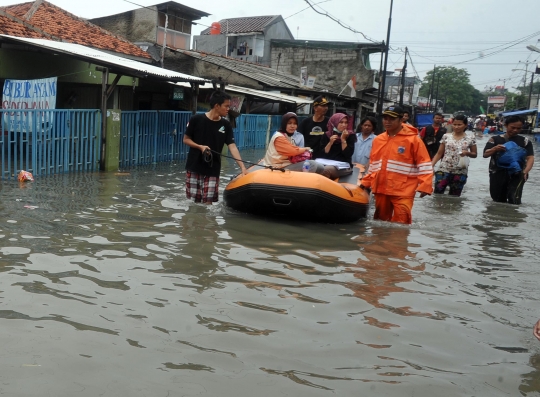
{"left": 382, "top": 105, "right": 404, "bottom": 118}
{"left": 313, "top": 96, "right": 330, "bottom": 107}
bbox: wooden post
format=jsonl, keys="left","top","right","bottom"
{"left": 97, "top": 67, "right": 122, "bottom": 171}
{"left": 100, "top": 67, "right": 109, "bottom": 171}
{"left": 191, "top": 83, "right": 199, "bottom": 115}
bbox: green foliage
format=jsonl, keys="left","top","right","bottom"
{"left": 419, "top": 66, "right": 482, "bottom": 113}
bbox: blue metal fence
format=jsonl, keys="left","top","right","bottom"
{"left": 234, "top": 114, "right": 269, "bottom": 149}
{"left": 0, "top": 109, "right": 101, "bottom": 179}
{"left": 120, "top": 111, "right": 192, "bottom": 167}
{"left": 120, "top": 111, "right": 277, "bottom": 167}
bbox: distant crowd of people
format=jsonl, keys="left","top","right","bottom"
{"left": 181, "top": 92, "right": 534, "bottom": 226}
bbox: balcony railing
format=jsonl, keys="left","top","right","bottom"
{"left": 157, "top": 27, "right": 190, "bottom": 50}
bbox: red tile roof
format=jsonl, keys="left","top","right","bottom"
{"left": 4, "top": 1, "right": 151, "bottom": 59}
{"left": 0, "top": 8, "right": 49, "bottom": 38}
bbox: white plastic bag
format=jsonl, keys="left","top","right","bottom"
{"left": 457, "top": 156, "right": 469, "bottom": 169}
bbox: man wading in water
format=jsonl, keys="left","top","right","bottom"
{"left": 419, "top": 112, "right": 446, "bottom": 159}
{"left": 183, "top": 91, "right": 247, "bottom": 204}
{"left": 360, "top": 105, "right": 433, "bottom": 224}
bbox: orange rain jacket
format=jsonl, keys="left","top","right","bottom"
{"left": 361, "top": 124, "right": 434, "bottom": 197}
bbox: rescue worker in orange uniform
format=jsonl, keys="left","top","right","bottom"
{"left": 360, "top": 105, "right": 433, "bottom": 224}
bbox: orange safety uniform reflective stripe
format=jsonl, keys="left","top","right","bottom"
{"left": 361, "top": 124, "right": 434, "bottom": 197}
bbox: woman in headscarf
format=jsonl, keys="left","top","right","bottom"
{"left": 318, "top": 113, "right": 357, "bottom": 164}
{"left": 262, "top": 112, "right": 324, "bottom": 173}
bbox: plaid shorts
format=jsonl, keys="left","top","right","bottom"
{"left": 185, "top": 171, "right": 219, "bottom": 203}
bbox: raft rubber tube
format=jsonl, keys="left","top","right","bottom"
{"left": 224, "top": 165, "right": 370, "bottom": 223}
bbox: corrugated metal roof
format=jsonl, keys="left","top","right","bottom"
{"left": 171, "top": 82, "right": 313, "bottom": 104}
{"left": 224, "top": 85, "right": 313, "bottom": 104}
{"left": 201, "top": 15, "right": 279, "bottom": 35}
{"left": 176, "top": 49, "right": 337, "bottom": 93}
{"left": 0, "top": 35, "right": 207, "bottom": 83}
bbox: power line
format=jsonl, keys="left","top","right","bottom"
{"left": 303, "top": 0, "right": 378, "bottom": 43}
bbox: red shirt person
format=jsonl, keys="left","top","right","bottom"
{"left": 419, "top": 113, "right": 446, "bottom": 159}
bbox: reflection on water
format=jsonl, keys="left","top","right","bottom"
{"left": 0, "top": 147, "right": 539, "bottom": 396}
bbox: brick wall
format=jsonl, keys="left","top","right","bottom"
{"left": 271, "top": 45, "right": 375, "bottom": 93}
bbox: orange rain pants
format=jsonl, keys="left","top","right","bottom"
{"left": 373, "top": 194, "right": 414, "bottom": 224}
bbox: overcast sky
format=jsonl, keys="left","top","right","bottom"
{"left": 1, "top": 0, "right": 539, "bottom": 94}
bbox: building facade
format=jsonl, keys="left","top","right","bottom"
{"left": 91, "top": 1, "right": 209, "bottom": 60}
{"left": 270, "top": 39, "right": 384, "bottom": 99}
{"left": 193, "top": 15, "right": 294, "bottom": 65}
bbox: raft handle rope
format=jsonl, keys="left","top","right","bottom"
{"left": 204, "top": 149, "right": 286, "bottom": 172}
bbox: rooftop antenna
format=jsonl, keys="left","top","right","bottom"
{"left": 297, "top": 26, "right": 299, "bottom": 39}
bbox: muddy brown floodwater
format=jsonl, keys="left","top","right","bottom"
{"left": 1, "top": 140, "right": 540, "bottom": 396}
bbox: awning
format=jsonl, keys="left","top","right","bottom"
{"left": 0, "top": 34, "right": 207, "bottom": 83}
{"left": 501, "top": 108, "right": 538, "bottom": 117}
{"left": 225, "top": 85, "right": 313, "bottom": 105}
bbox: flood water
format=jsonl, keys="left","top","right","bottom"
{"left": 1, "top": 138, "right": 540, "bottom": 396}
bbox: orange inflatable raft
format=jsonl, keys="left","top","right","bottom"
{"left": 224, "top": 164, "right": 370, "bottom": 223}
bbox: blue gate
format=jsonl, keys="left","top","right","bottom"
{"left": 0, "top": 109, "right": 101, "bottom": 179}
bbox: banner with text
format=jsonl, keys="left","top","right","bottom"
{"left": 2, "top": 77, "right": 58, "bottom": 132}
{"left": 487, "top": 96, "right": 506, "bottom": 104}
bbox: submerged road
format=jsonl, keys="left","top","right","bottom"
{"left": 0, "top": 139, "right": 539, "bottom": 396}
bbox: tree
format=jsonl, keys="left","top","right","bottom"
{"left": 419, "top": 66, "right": 480, "bottom": 113}
{"left": 511, "top": 79, "right": 540, "bottom": 109}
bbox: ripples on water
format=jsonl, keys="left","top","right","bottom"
{"left": 1, "top": 145, "right": 539, "bottom": 396}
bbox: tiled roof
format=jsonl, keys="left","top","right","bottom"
{"left": 0, "top": 9, "right": 49, "bottom": 38}
{"left": 175, "top": 49, "right": 338, "bottom": 94}
{"left": 201, "top": 15, "right": 279, "bottom": 35}
{"left": 4, "top": 1, "right": 151, "bottom": 59}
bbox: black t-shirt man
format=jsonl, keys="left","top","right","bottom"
{"left": 185, "top": 113, "right": 236, "bottom": 177}
{"left": 483, "top": 134, "right": 534, "bottom": 204}
{"left": 484, "top": 134, "right": 534, "bottom": 174}
{"left": 298, "top": 117, "right": 329, "bottom": 159}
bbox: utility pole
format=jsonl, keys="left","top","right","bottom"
{"left": 435, "top": 75, "right": 440, "bottom": 112}
{"left": 429, "top": 65, "right": 436, "bottom": 112}
{"left": 399, "top": 47, "right": 408, "bottom": 106}
{"left": 160, "top": 13, "right": 168, "bottom": 68}
{"left": 376, "top": 41, "right": 385, "bottom": 112}
{"left": 537, "top": 76, "right": 540, "bottom": 109}
{"left": 527, "top": 72, "right": 534, "bottom": 109}
{"left": 443, "top": 93, "right": 447, "bottom": 112}
{"left": 377, "top": 0, "right": 393, "bottom": 115}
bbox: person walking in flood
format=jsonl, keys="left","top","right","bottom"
{"left": 360, "top": 105, "right": 433, "bottom": 224}
{"left": 431, "top": 114, "right": 477, "bottom": 197}
{"left": 534, "top": 319, "right": 540, "bottom": 341}
{"left": 483, "top": 115, "right": 534, "bottom": 205}
{"left": 183, "top": 91, "right": 247, "bottom": 204}
{"left": 419, "top": 112, "right": 446, "bottom": 159}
